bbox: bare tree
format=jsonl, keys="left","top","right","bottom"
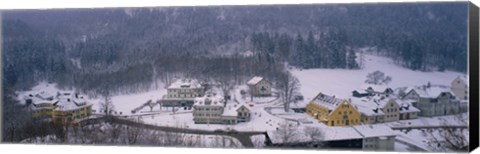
{"left": 218, "top": 77, "right": 235, "bottom": 106}
{"left": 304, "top": 126, "right": 325, "bottom": 147}
{"left": 426, "top": 114, "right": 469, "bottom": 152}
{"left": 275, "top": 120, "right": 299, "bottom": 145}
{"left": 100, "top": 93, "right": 115, "bottom": 115}
{"left": 365, "top": 70, "right": 392, "bottom": 85}
{"left": 276, "top": 72, "right": 300, "bottom": 112}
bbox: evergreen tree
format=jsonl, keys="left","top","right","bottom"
{"left": 347, "top": 48, "right": 359, "bottom": 69}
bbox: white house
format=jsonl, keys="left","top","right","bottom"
{"left": 192, "top": 93, "right": 251, "bottom": 125}
{"left": 192, "top": 93, "right": 225, "bottom": 124}
{"left": 403, "top": 85, "right": 461, "bottom": 117}
{"left": 162, "top": 78, "right": 205, "bottom": 107}
{"left": 247, "top": 76, "right": 272, "bottom": 97}
{"left": 450, "top": 76, "right": 468, "bottom": 100}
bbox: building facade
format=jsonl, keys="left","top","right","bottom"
{"left": 162, "top": 78, "right": 205, "bottom": 107}
{"left": 24, "top": 91, "right": 92, "bottom": 125}
{"left": 351, "top": 94, "right": 420, "bottom": 124}
{"left": 192, "top": 93, "right": 251, "bottom": 124}
{"left": 353, "top": 125, "right": 397, "bottom": 151}
{"left": 397, "top": 100, "right": 420, "bottom": 120}
{"left": 404, "top": 86, "right": 461, "bottom": 117}
{"left": 51, "top": 92, "right": 93, "bottom": 125}
{"left": 450, "top": 76, "right": 468, "bottom": 100}
{"left": 247, "top": 76, "right": 272, "bottom": 97}
{"left": 192, "top": 93, "right": 225, "bottom": 124}
{"left": 306, "top": 93, "right": 361, "bottom": 126}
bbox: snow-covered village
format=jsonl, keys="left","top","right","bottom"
{"left": 2, "top": 2, "right": 471, "bottom": 153}
{"left": 13, "top": 52, "right": 470, "bottom": 152}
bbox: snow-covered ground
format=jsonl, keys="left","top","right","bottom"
{"left": 291, "top": 53, "right": 465, "bottom": 103}
{"left": 15, "top": 82, "right": 168, "bottom": 116}
{"left": 90, "top": 87, "right": 167, "bottom": 116}
{"left": 140, "top": 99, "right": 285, "bottom": 132}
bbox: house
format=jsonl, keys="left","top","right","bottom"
{"left": 24, "top": 92, "right": 55, "bottom": 119}
{"left": 51, "top": 92, "right": 93, "bottom": 125}
{"left": 349, "top": 98, "right": 385, "bottom": 124}
{"left": 192, "top": 93, "right": 225, "bottom": 124}
{"left": 192, "top": 93, "right": 251, "bottom": 125}
{"left": 350, "top": 94, "right": 420, "bottom": 124}
{"left": 24, "top": 91, "right": 93, "bottom": 125}
{"left": 306, "top": 93, "right": 361, "bottom": 126}
{"left": 235, "top": 105, "right": 251, "bottom": 122}
{"left": 247, "top": 76, "right": 272, "bottom": 97}
{"left": 396, "top": 99, "right": 420, "bottom": 120}
{"left": 450, "top": 76, "right": 468, "bottom": 100}
{"left": 403, "top": 85, "right": 460, "bottom": 117}
{"left": 350, "top": 96, "right": 399, "bottom": 124}
{"left": 162, "top": 78, "right": 205, "bottom": 107}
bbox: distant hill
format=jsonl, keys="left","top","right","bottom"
{"left": 2, "top": 2, "right": 469, "bottom": 92}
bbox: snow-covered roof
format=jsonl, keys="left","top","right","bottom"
{"left": 322, "top": 126, "right": 364, "bottom": 141}
{"left": 168, "top": 78, "right": 202, "bottom": 89}
{"left": 411, "top": 85, "right": 453, "bottom": 98}
{"left": 35, "top": 91, "right": 55, "bottom": 100}
{"left": 353, "top": 103, "right": 385, "bottom": 116}
{"left": 193, "top": 93, "right": 224, "bottom": 107}
{"left": 247, "top": 76, "right": 265, "bottom": 85}
{"left": 23, "top": 91, "right": 57, "bottom": 107}
{"left": 222, "top": 105, "right": 238, "bottom": 116}
{"left": 360, "top": 84, "right": 391, "bottom": 93}
{"left": 222, "top": 104, "right": 250, "bottom": 116}
{"left": 53, "top": 92, "right": 91, "bottom": 111}
{"left": 266, "top": 124, "right": 397, "bottom": 144}
{"left": 352, "top": 125, "right": 397, "bottom": 138}
{"left": 396, "top": 99, "right": 420, "bottom": 113}
{"left": 311, "top": 93, "right": 346, "bottom": 111}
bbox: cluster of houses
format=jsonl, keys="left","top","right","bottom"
{"left": 283, "top": 76, "right": 469, "bottom": 151}
{"left": 192, "top": 93, "right": 251, "bottom": 124}
{"left": 23, "top": 91, "right": 93, "bottom": 125}
{"left": 305, "top": 76, "right": 469, "bottom": 127}
{"left": 160, "top": 76, "right": 273, "bottom": 125}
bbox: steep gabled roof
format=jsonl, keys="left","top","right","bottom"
{"left": 310, "top": 92, "right": 347, "bottom": 112}
{"left": 247, "top": 76, "right": 265, "bottom": 85}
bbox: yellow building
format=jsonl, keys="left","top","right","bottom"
{"left": 306, "top": 93, "right": 361, "bottom": 126}
{"left": 51, "top": 92, "right": 93, "bottom": 125}
{"left": 25, "top": 92, "right": 55, "bottom": 119}
{"left": 25, "top": 92, "right": 92, "bottom": 125}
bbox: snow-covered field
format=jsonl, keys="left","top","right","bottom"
{"left": 291, "top": 53, "right": 465, "bottom": 103}
{"left": 90, "top": 87, "right": 167, "bottom": 116}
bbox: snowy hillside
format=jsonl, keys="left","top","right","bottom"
{"left": 291, "top": 53, "right": 466, "bottom": 102}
